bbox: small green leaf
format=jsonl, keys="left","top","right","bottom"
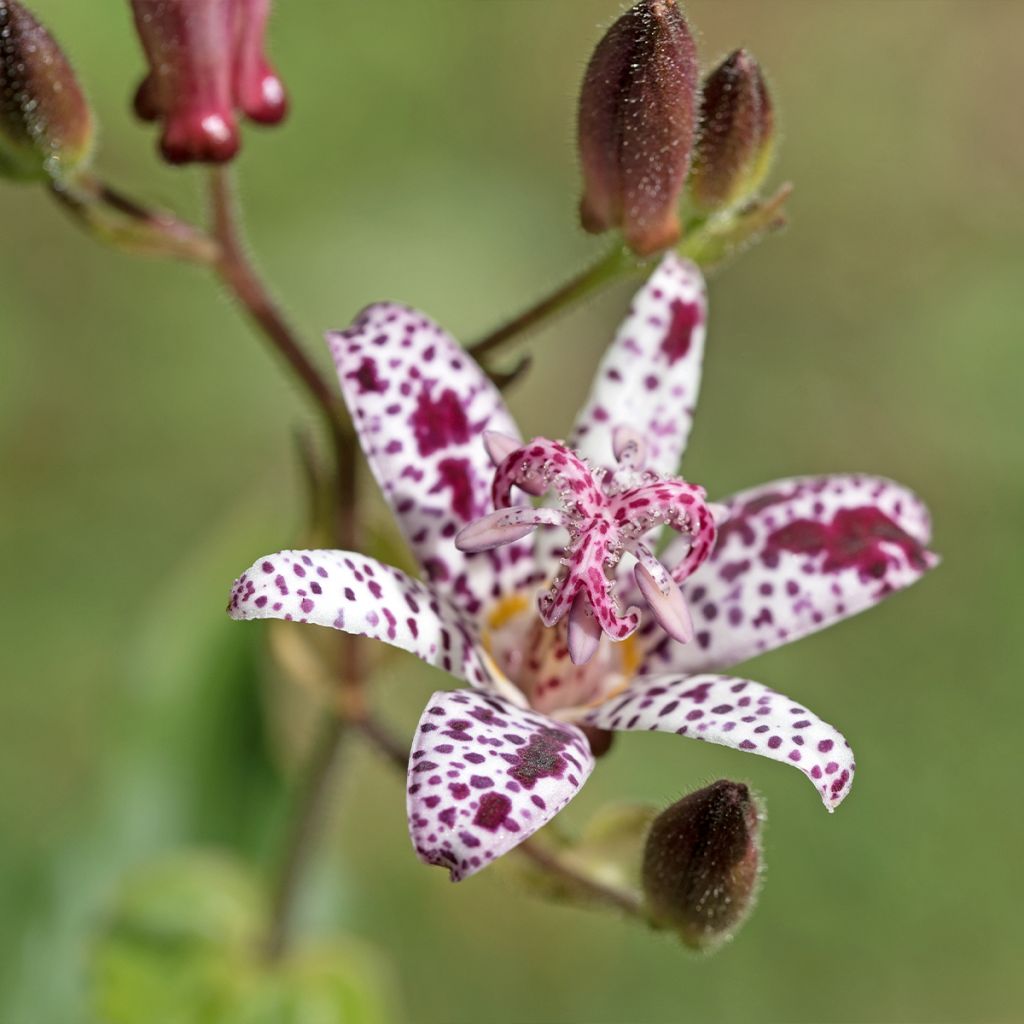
{"left": 89, "top": 852, "right": 263, "bottom": 1024}
{"left": 224, "top": 944, "right": 398, "bottom": 1024}
{"left": 89, "top": 852, "right": 399, "bottom": 1024}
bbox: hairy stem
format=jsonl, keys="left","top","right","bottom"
{"left": 517, "top": 840, "right": 646, "bottom": 919}
{"left": 352, "top": 712, "right": 409, "bottom": 772}
{"left": 207, "top": 167, "right": 345, "bottom": 440}
{"left": 264, "top": 713, "right": 347, "bottom": 962}
{"left": 203, "top": 168, "right": 366, "bottom": 960}
{"left": 468, "top": 245, "right": 638, "bottom": 360}
{"left": 49, "top": 175, "right": 219, "bottom": 264}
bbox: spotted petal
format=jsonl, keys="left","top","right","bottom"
{"left": 582, "top": 673, "right": 855, "bottom": 810}
{"left": 639, "top": 474, "right": 937, "bottom": 674}
{"left": 228, "top": 550, "right": 502, "bottom": 691}
{"left": 570, "top": 253, "right": 707, "bottom": 474}
{"left": 408, "top": 689, "right": 595, "bottom": 880}
{"left": 328, "top": 305, "right": 531, "bottom": 618}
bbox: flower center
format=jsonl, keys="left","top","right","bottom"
{"left": 481, "top": 592, "right": 641, "bottom": 715}
{"left": 458, "top": 426, "right": 718, "bottom": 665}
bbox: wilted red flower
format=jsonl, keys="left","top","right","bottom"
{"left": 130, "top": 0, "right": 287, "bottom": 165}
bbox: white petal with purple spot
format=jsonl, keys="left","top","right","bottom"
{"left": 228, "top": 550, "right": 498, "bottom": 689}
{"left": 570, "top": 254, "right": 707, "bottom": 475}
{"left": 641, "top": 474, "right": 937, "bottom": 674}
{"left": 329, "top": 304, "right": 533, "bottom": 618}
{"left": 582, "top": 673, "right": 855, "bottom": 810}
{"left": 408, "top": 689, "right": 595, "bottom": 880}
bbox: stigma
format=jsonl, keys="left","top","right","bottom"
{"left": 456, "top": 428, "right": 718, "bottom": 664}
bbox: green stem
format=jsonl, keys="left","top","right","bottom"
{"left": 263, "top": 713, "right": 347, "bottom": 962}
{"left": 49, "top": 175, "right": 220, "bottom": 264}
{"left": 517, "top": 840, "right": 646, "bottom": 920}
{"left": 468, "top": 244, "right": 639, "bottom": 360}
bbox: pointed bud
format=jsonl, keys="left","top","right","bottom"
{"left": 689, "top": 49, "right": 775, "bottom": 214}
{"left": 0, "top": 0, "right": 94, "bottom": 183}
{"left": 577, "top": 0, "right": 699, "bottom": 257}
{"left": 642, "top": 780, "right": 762, "bottom": 950}
{"left": 129, "top": 0, "right": 287, "bottom": 165}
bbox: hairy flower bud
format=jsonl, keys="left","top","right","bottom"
{"left": 0, "top": 0, "right": 94, "bottom": 183}
{"left": 130, "top": 0, "right": 287, "bottom": 165}
{"left": 689, "top": 49, "right": 775, "bottom": 214}
{"left": 642, "top": 780, "right": 762, "bottom": 949}
{"left": 577, "top": 0, "right": 699, "bottom": 256}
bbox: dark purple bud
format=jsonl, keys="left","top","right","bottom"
{"left": 689, "top": 49, "right": 775, "bottom": 214}
{"left": 129, "top": 0, "right": 287, "bottom": 165}
{"left": 577, "top": 0, "right": 699, "bottom": 257}
{"left": 642, "top": 780, "right": 762, "bottom": 949}
{"left": 0, "top": 0, "right": 94, "bottom": 183}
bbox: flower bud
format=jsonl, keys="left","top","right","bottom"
{"left": 577, "top": 0, "right": 699, "bottom": 257}
{"left": 0, "top": 0, "right": 94, "bottom": 183}
{"left": 642, "top": 780, "right": 762, "bottom": 950}
{"left": 689, "top": 49, "right": 775, "bottom": 214}
{"left": 129, "top": 0, "right": 287, "bottom": 165}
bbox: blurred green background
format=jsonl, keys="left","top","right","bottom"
{"left": 2, "top": 1, "right": 1023, "bottom": 1021}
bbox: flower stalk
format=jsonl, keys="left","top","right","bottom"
{"left": 47, "top": 173, "right": 220, "bottom": 263}
{"left": 469, "top": 244, "right": 639, "bottom": 360}
{"left": 263, "top": 712, "right": 347, "bottom": 962}
{"left": 207, "top": 167, "right": 347, "bottom": 445}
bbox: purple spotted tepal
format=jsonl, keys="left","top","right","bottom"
{"left": 227, "top": 253, "right": 937, "bottom": 881}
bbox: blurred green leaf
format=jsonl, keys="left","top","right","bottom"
{"left": 89, "top": 851, "right": 263, "bottom": 1024}
{"left": 225, "top": 945, "right": 397, "bottom": 1024}
{"left": 90, "top": 852, "right": 398, "bottom": 1024}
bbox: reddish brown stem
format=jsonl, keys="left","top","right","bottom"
{"left": 207, "top": 167, "right": 345, "bottom": 440}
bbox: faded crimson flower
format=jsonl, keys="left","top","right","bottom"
{"left": 227, "top": 255, "right": 936, "bottom": 881}
{"left": 129, "top": 0, "right": 287, "bottom": 164}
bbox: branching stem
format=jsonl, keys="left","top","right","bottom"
{"left": 207, "top": 167, "right": 346, "bottom": 444}
{"left": 469, "top": 244, "right": 639, "bottom": 361}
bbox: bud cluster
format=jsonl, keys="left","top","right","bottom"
{"left": 577, "top": 1, "right": 778, "bottom": 257}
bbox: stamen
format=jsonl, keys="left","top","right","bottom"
{"left": 708, "top": 502, "right": 731, "bottom": 524}
{"left": 567, "top": 590, "right": 602, "bottom": 665}
{"left": 483, "top": 430, "right": 548, "bottom": 496}
{"left": 483, "top": 430, "right": 522, "bottom": 467}
{"left": 612, "top": 425, "right": 648, "bottom": 469}
{"left": 634, "top": 561, "right": 694, "bottom": 644}
{"left": 465, "top": 430, "right": 717, "bottom": 652}
{"left": 455, "top": 507, "right": 568, "bottom": 552}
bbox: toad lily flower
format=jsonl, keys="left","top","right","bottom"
{"left": 228, "top": 255, "right": 936, "bottom": 881}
